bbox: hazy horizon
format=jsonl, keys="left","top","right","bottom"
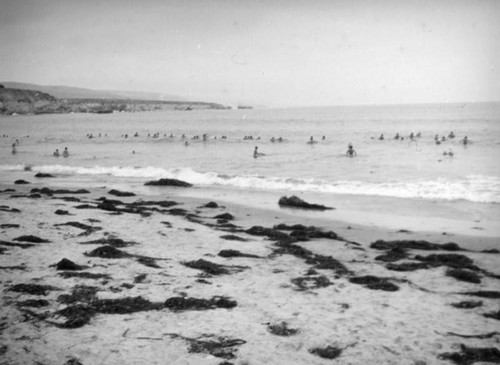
{"left": 1, "top": 0, "right": 499, "bottom": 108}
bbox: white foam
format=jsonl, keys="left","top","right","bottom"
{"left": 1, "top": 164, "right": 498, "bottom": 203}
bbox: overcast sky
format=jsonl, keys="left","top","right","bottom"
{"left": 0, "top": 0, "right": 499, "bottom": 107}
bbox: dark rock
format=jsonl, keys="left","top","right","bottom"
{"left": 34, "top": 173, "right": 54, "bottom": 178}
{"left": 167, "top": 334, "right": 245, "bottom": 360}
{"left": 214, "top": 213, "right": 235, "bottom": 221}
{"left": 451, "top": 301, "right": 483, "bottom": 309}
{"left": 8, "top": 283, "right": 58, "bottom": 296}
{"left": 482, "top": 249, "right": 500, "bottom": 254}
{"left": 439, "top": 344, "right": 500, "bottom": 365}
{"left": 84, "top": 245, "right": 132, "bottom": 259}
{"left": 14, "top": 179, "right": 30, "bottom": 184}
{"left": 202, "top": 202, "right": 219, "bottom": 208}
{"left": 108, "top": 189, "right": 136, "bottom": 197}
{"left": 370, "top": 239, "right": 462, "bottom": 251}
{"left": 446, "top": 269, "right": 481, "bottom": 284}
{"left": 349, "top": 275, "right": 399, "bottom": 291}
{"left": 306, "top": 255, "right": 351, "bottom": 275}
{"left": 13, "top": 235, "right": 50, "bottom": 243}
{"left": 144, "top": 178, "right": 192, "bottom": 187}
{"left": 167, "top": 208, "right": 189, "bottom": 216}
{"left": 55, "top": 258, "right": 86, "bottom": 271}
{"left": 164, "top": 296, "right": 237, "bottom": 311}
{"left": 218, "top": 249, "right": 260, "bottom": 258}
{"left": 278, "top": 195, "right": 333, "bottom": 210}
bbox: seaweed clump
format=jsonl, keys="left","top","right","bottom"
{"left": 291, "top": 275, "right": 332, "bottom": 291}
{"left": 278, "top": 195, "right": 333, "bottom": 211}
{"left": 218, "top": 249, "right": 260, "bottom": 259}
{"left": 439, "top": 344, "right": 500, "bottom": 365}
{"left": 349, "top": 276, "right": 399, "bottom": 291}
{"left": 164, "top": 296, "right": 237, "bottom": 311}
{"left": 451, "top": 301, "right": 483, "bottom": 309}
{"left": 309, "top": 345, "right": 343, "bottom": 359}
{"left": 13, "top": 235, "right": 50, "bottom": 243}
{"left": 267, "top": 322, "right": 299, "bottom": 336}
{"left": 446, "top": 269, "right": 481, "bottom": 284}
{"left": 8, "top": 283, "right": 58, "bottom": 296}
{"left": 167, "top": 334, "right": 245, "bottom": 360}
{"left": 182, "top": 259, "right": 247, "bottom": 276}
{"left": 84, "top": 245, "right": 132, "bottom": 259}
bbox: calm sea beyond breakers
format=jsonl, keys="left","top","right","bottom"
{"left": 1, "top": 102, "right": 500, "bottom": 364}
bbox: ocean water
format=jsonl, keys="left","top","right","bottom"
{"left": 1, "top": 102, "right": 500, "bottom": 236}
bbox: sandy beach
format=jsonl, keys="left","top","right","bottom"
{"left": 1, "top": 180, "right": 499, "bottom": 365}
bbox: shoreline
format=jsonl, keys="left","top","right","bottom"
{"left": 1, "top": 182, "right": 499, "bottom": 364}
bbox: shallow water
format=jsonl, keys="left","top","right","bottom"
{"left": 1, "top": 102, "right": 499, "bottom": 236}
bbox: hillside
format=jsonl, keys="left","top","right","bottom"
{"left": 0, "top": 85, "right": 229, "bottom": 115}
{"left": 1, "top": 82, "right": 186, "bottom": 102}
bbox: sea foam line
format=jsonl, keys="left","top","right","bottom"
{"left": 1, "top": 164, "right": 498, "bottom": 203}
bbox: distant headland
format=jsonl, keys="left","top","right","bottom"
{"left": 0, "top": 82, "right": 232, "bottom": 115}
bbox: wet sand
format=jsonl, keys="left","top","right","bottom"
{"left": 1, "top": 182, "right": 499, "bottom": 365}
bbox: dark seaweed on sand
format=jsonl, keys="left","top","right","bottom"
{"left": 371, "top": 239, "right": 463, "bottom": 251}
{"left": 446, "top": 269, "right": 481, "bottom": 284}
{"left": 439, "top": 344, "right": 500, "bottom": 365}
{"left": 450, "top": 301, "right": 483, "bottom": 309}
{"left": 309, "top": 345, "right": 343, "bottom": 359}
{"left": 219, "top": 235, "right": 249, "bottom": 241}
{"left": 164, "top": 296, "right": 237, "bottom": 311}
{"left": 483, "top": 310, "right": 500, "bottom": 321}
{"left": 79, "top": 237, "right": 137, "bottom": 247}
{"left": 267, "top": 322, "right": 299, "bottom": 336}
{"left": 167, "top": 334, "right": 245, "bottom": 360}
{"left": 278, "top": 195, "right": 333, "bottom": 211}
{"left": 84, "top": 245, "right": 132, "bottom": 259}
{"left": 182, "top": 259, "right": 247, "bottom": 276}
{"left": 459, "top": 291, "right": 500, "bottom": 299}
{"left": 415, "top": 253, "right": 480, "bottom": 271}
{"left": 0, "top": 240, "right": 35, "bottom": 249}
{"left": 349, "top": 275, "right": 399, "bottom": 291}
{"left": 8, "top": 283, "right": 59, "bottom": 296}
{"left": 291, "top": 275, "right": 331, "bottom": 290}
{"left": 56, "top": 296, "right": 164, "bottom": 328}
{"left": 218, "top": 249, "right": 260, "bottom": 258}
{"left": 58, "top": 272, "right": 111, "bottom": 280}
{"left": 17, "top": 299, "right": 50, "bottom": 307}
{"left": 54, "top": 258, "right": 86, "bottom": 271}
{"left": 13, "top": 235, "right": 50, "bottom": 243}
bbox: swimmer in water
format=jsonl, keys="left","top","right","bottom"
{"left": 62, "top": 147, "right": 69, "bottom": 158}
{"left": 53, "top": 149, "right": 60, "bottom": 157}
{"left": 307, "top": 136, "right": 317, "bottom": 144}
{"left": 378, "top": 134, "right": 384, "bottom": 140}
{"left": 11, "top": 143, "right": 17, "bottom": 155}
{"left": 253, "top": 146, "right": 265, "bottom": 158}
{"left": 346, "top": 143, "right": 357, "bottom": 157}
{"left": 460, "top": 136, "right": 471, "bottom": 145}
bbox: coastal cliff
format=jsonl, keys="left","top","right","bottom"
{"left": 0, "top": 86, "right": 230, "bottom": 115}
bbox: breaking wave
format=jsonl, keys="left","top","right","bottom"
{"left": 1, "top": 164, "right": 499, "bottom": 203}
